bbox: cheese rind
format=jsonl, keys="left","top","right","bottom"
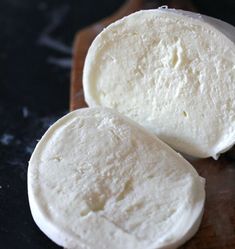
{"left": 83, "top": 9, "right": 235, "bottom": 159}
{"left": 28, "top": 107, "right": 205, "bottom": 249}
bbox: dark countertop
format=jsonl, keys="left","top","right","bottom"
{"left": 0, "top": 0, "right": 234, "bottom": 248}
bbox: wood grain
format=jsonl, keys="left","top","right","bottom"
{"left": 70, "top": 1, "right": 235, "bottom": 248}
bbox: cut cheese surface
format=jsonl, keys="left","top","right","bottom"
{"left": 28, "top": 107, "right": 205, "bottom": 249}
{"left": 83, "top": 9, "right": 235, "bottom": 159}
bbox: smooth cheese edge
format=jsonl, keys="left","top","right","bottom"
{"left": 28, "top": 108, "right": 205, "bottom": 249}
{"left": 83, "top": 9, "right": 235, "bottom": 159}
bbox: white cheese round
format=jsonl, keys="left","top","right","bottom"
{"left": 28, "top": 107, "right": 205, "bottom": 249}
{"left": 83, "top": 9, "right": 235, "bottom": 159}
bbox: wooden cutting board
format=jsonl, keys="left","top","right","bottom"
{"left": 70, "top": 1, "right": 235, "bottom": 248}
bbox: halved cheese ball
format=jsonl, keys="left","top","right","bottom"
{"left": 28, "top": 107, "right": 205, "bottom": 249}
{"left": 83, "top": 9, "right": 235, "bottom": 159}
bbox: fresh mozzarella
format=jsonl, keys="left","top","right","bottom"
{"left": 28, "top": 107, "right": 205, "bottom": 249}
{"left": 83, "top": 9, "right": 235, "bottom": 159}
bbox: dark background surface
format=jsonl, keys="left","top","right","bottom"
{"left": 0, "top": 0, "right": 234, "bottom": 248}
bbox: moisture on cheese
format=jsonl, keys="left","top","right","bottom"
{"left": 83, "top": 8, "right": 235, "bottom": 159}
{"left": 28, "top": 107, "right": 205, "bottom": 249}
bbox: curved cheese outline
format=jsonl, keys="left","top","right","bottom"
{"left": 83, "top": 9, "right": 235, "bottom": 159}
{"left": 28, "top": 107, "right": 205, "bottom": 249}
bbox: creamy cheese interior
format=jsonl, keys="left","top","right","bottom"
{"left": 28, "top": 108, "right": 205, "bottom": 249}
{"left": 83, "top": 9, "right": 235, "bottom": 159}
